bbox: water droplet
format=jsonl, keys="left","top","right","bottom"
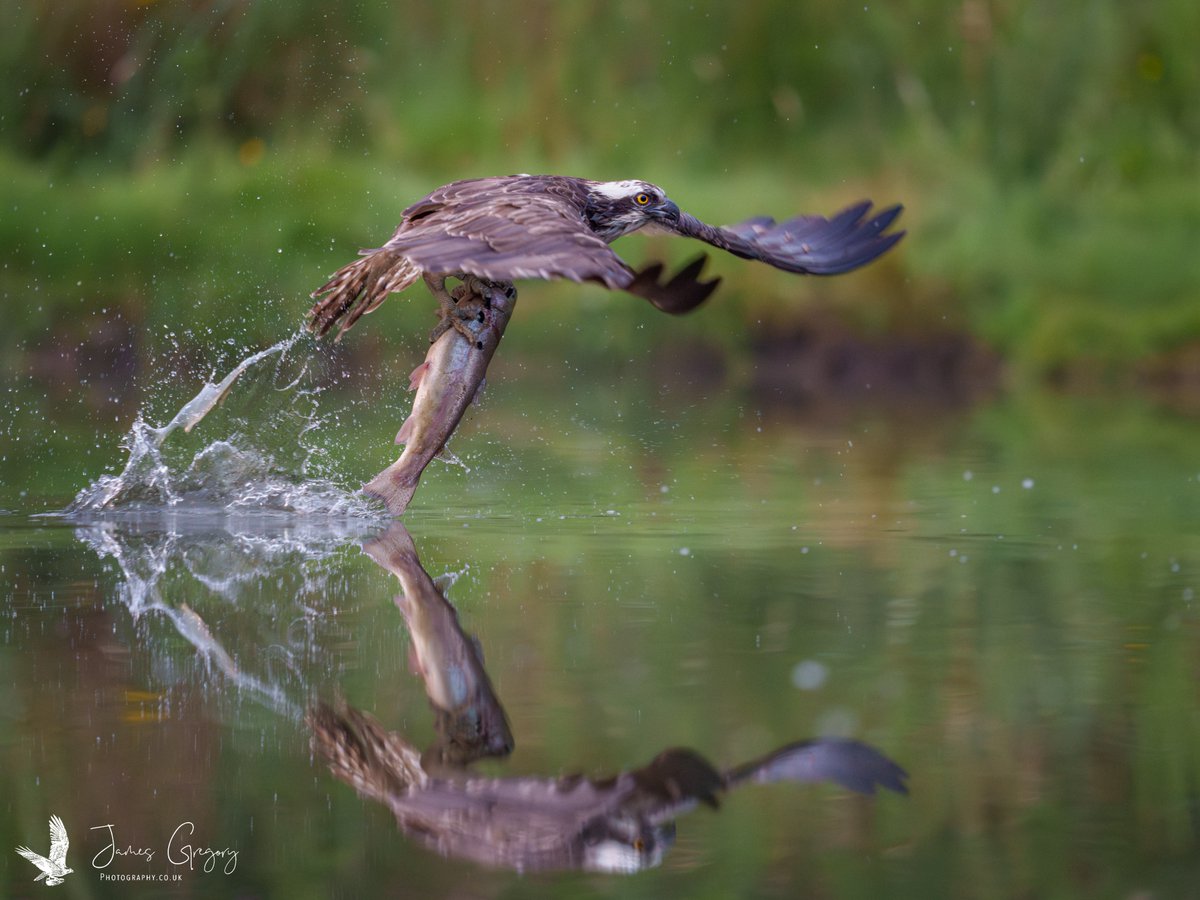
{"left": 792, "top": 659, "right": 828, "bottom": 690}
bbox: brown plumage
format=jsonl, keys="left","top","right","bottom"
{"left": 308, "top": 175, "right": 904, "bottom": 339}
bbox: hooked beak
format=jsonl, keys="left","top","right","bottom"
{"left": 653, "top": 200, "right": 681, "bottom": 223}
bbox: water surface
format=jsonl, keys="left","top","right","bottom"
{"left": 1, "top": 354, "right": 1198, "bottom": 898}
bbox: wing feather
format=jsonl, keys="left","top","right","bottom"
{"left": 723, "top": 738, "right": 909, "bottom": 796}
{"left": 15, "top": 846, "right": 54, "bottom": 873}
{"left": 673, "top": 201, "right": 904, "bottom": 275}
{"left": 625, "top": 255, "right": 721, "bottom": 315}
{"left": 311, "top": 178, "right": 904, "bottom": 341}
{"left": 48, "top": 815, "right": 69, "bottom": 864}
{"left": 385, "top": 194, "right": 631, "bottom": 288}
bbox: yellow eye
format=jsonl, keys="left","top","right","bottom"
{"left": 634, "top": 193, "right": 651, "bottom": 206}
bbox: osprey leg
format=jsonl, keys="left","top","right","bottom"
{"left": 424, "top": 274, "right": 482, "bottom": 346}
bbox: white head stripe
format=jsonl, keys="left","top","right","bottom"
{"left": 592, "top": 180, "right": 652, "bottom": 200}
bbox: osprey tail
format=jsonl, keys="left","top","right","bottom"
{"left": 308, "top": 248, "right": 419, "bottom": 340}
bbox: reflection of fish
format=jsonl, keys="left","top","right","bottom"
{"left": 309, "top": 701, "right": 908, "bottom": 874}
{"left": 363, "top": 281, "right": 515, "bottom": 515}
{"left": 362, "top": 524, "right": 512, "bottom": 765}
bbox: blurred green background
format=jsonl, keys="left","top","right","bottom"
{"left": 3, "top": 0, "right": 1198, "bottom": 392}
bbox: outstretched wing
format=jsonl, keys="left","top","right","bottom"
{"left": 14, "top": 845, "right": 54, "bottom": 873}
{"left": 48, "top": 815, "right": 69, "bottom": 865}
{"left": 723, "top": 738, "right": 909, "bottom": 796}
{"left": 672, "top": 202, "right": 904, "bottom": 275}
{"left": 384, "top": 188, "right": 633, "bottom": 289}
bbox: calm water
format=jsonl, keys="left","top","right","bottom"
{"left": 1, "top": 348, "right": 1198, "bottom": 898}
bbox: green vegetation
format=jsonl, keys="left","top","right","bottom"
{"left": 3, "top": 0, "right": 1198, "bottom": 381}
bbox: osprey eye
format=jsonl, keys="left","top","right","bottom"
{"left": 634, "top": 193, "right": 651, "bottom": 206}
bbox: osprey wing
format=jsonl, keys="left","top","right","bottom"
{"left": 14, "top": 846, "right": 54, "bottom": 873}
{"left": 723, "top": 738, "right": 909, "bottom": 796}
{"left": 613, "top": 747, "right": 727, "bottom": 827}
{"left": 48, "top": 815, "right": 68, "bottom": 865}
{"left": 624, "top": 255, "right": 721, "bottom": 315}
{"left": 386, "top": 191, "right": 632, "bottom": 288}
{"left": 673, "top": 201, "right": 904, "bottom": 275}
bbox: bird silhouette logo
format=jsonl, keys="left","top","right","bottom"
{"left": 14, "top": 815, "right": 73, "bottom": 886}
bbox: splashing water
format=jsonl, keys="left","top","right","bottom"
{"left": 66, "top": 329, "right": 384, "bottom": 519}
{"left": 74, "top": 513, "right": 380, "bottom": 720}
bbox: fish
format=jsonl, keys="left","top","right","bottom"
{"left": 363, "top": 280, "right": 516, "bottom": 514}
{"left": 361, "top": 523, "right": 513, "bottom": 765}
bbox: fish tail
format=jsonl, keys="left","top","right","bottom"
{"left": 363, "top": 466, "right": 420, "bottom": 516}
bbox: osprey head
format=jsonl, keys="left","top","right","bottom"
{"left": 585, "top": 180, "right": 680, "bottom": 242}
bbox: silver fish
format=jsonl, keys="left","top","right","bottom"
{"left": 363, "top": 280, "right": 516, "bottom": 514}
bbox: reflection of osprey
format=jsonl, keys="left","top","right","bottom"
{"left": 308, "top": 176, "right": 904, "bottom": 339}
{"left": 15, "top": 815, "right": 73, "bottom": 886}
{"left": 311, "top": 524, "right": 910, "bottom": 872}
{"left": 310, "top": 702, "right": 908, "bottom": 874}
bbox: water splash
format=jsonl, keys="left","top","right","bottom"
{"left": 65, "top": 329, "right": 384, "bottom": 519}
{"left": 74, "top": 514, "right": 379, "bottom": 720}
{"left": 155, "top": 338, "right": 303, "bottom": 443}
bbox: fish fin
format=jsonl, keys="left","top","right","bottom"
{"left": 408, "top": 361, "right": 430, "bottom": 391}
{"left": 395, "top": 415, "right": 416, "bottom": 445}
{"left": 471, "top": 377, "right": 488, "bottom": 405}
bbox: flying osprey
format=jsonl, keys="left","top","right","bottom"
{"left": 308, "top": 175, "right": 904, "bottom": 340}
{"left": 14, "top": 815, "right": 73, "bottom": 886}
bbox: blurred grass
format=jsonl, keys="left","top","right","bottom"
{"left": 2, "top": 0, "right": 1198, "bottom": 381}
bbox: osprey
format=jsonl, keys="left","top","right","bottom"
{"left": 308, "top": 175, "right": 904, "bottom": 340}
{"left": 14, "top": 815, "right": 73, "bottom": 886}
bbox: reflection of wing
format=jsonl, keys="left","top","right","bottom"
{"left": 617, "top": 739, "right": 908, "bottom": 828}
{"left": 309, "top": 702, "right": 427, "bottom": 804}
{"left": 48, "top": 815, "right": 69, "bottom": 865}
{"left": 613, "top": 747, "right": 726, "bottom": 827}
{"left": 673, "top": 202, "right": 904, "bottom": 275}
{"left": 14, "top": 845, "right": 53, "bottom": 873}
{"left": 725, "top": 738, "right": 910, "bottom": 796}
